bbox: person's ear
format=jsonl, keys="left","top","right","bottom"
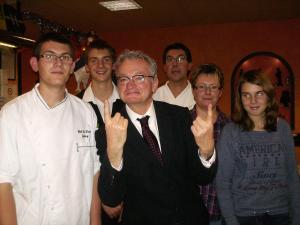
{"left": 192, "top": 87, "right": 197, "bottom": 98}
{"left": 188, "top": 62, "right": 193, "bottom": 71}
{"left": 152, "top": 76, "right": 159, "bottom": 93}
{"left": 70, "top": 61, "right": 75, "bottom": 74}
{"left": 30, "top": 57, "right": 39, "bottom": 72}
{"left": 163, "top": 63, "right": 168, "bottom": 74}
{"left": 85, "top": 64, "right": 90, "bottom": 74}
{"left": 218, "top": 88, "right": 223, "bottom": 98}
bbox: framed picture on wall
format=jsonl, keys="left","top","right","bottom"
{"left": 0, "top": 69, "right": 4, "bottom": 109}
{"left": 0, "top": 45, "right": 18, "bottom": 107}
{"left": 0, "top": 46, "right": 16, "bottom": 80}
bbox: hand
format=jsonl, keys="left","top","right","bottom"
{"left": 104, "top": 100, "right": 128, "bottom": 168}
{"left": 191, "top": 104, "right": 214, "bottom": 159}
{"left": 102, "top": 202, "right": 123, "bottom": 220}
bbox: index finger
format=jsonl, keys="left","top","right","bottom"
{"left": 207, "top": 103, "right": 213, "bottom": 122}
{"left": 104, "top": 100, "right": 111, "bottom": 123}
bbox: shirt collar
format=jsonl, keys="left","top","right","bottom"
{"left": 82, "top": 83, "right": 94, "bottom": 102}
{"left": 165, "top": 80, "right": 192, "bottom": 90}
{"left": 82, "top": 82, "right": 119, "bottom": 104}
{"left": 34, "top": 83, "right": 68, "bottom": 110}
{"left": 126, "top": 101, "right": 156, "bottom": 122}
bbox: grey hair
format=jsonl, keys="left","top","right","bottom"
{"left": 113, "top": 49, "right": 157, "bottom": 77}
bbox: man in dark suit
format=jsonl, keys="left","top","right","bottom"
{"left": 98, "top": 50, "right": 217, "bottom": 225}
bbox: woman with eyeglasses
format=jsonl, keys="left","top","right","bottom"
{"left": 216, "top": 70, "right": 300, "bottom": 225}
{"left": 190, "top": 63, "right": 230, "bottom": 225}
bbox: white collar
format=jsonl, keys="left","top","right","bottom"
{"left": 34, "top": 83, "right": 68, "bottom": 110}
{"left": 82, "top": 82, "right": 119, "bottom": 104}
{"left": 126, "top": 101, "right": 156, "bottom": 122}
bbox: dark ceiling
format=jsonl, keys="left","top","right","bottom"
{"left": 20, "top": 0, "right": 300, "bottom": 33}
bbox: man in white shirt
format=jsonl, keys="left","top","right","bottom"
{"left": 78, "top": 39, "right": 119, "bottom": 119}
{"left": 0, "top": 32, "right": 100, "bottom": 225}
{"left": 153, "top": 42, "right": 195, "bottom": 109}
{"left": 98, "top": 50, "right": 217, "bottom": 225}
{"left": 79, "top": 39, "right": 122, "bottom": 224}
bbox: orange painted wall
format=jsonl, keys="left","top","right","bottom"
{"left": 98, "top": 18, "right": 300, "bottom": 163}
{"left": 98, "top": 19, "right": 300, "bottom": 120}
{"left": 21, "top": 18, "right": 300, "bottom": 162}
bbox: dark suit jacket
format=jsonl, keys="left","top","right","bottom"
{"left": 98, "top": 100, "right": 217, "bottom": 225}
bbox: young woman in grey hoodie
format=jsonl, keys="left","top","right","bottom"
{"left": 216, "top": 70, "right": 300, "bottom": 225}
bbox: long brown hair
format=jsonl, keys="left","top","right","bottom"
{"left": 232, "top": 69, "right": 278, "bottom": 131}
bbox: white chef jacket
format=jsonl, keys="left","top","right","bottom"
{"left": 0, "top": 84, "right": 100, "bottom": 225}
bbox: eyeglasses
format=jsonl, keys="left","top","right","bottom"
{"left": 88, "top": 56, "right": 113, "bottom": 65}
{"left": 165, "top": 55, "right": 187, "bottom": 64}
{"left": 40, "top": 53, "right": 73, "bottom": 64}
{"left": 194, "top": 84, "right": 221, "bottom": 93}
{"left": 116, "top": 74, "right": 155, "bottom": 85}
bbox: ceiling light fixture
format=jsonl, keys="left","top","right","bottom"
{"left": 99, "top": 0, "right": 142, "bottom": 11}
{"left": 12, "top": 35, "right": 36, "bottom": 43}
{"left": 0, "top": 42, "right": 17, "bottom": 48}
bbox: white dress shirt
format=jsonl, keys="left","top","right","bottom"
{"left": 126, "top": 102, "right": 161, "bottom": 150}
{"left": 82, "top": 82, "right": 119, "bottom": 118}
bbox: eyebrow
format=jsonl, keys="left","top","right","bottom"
{"left": 41, "top": 50, "right": 71, "bottom": 55}
{"left": 89, "top": 55, "right": 111, "bottom": 58}
{"left": 241, "top": 90, "right": 264, "bottom": 94}
{"left": 166, "top": 54, "right": 185, "bottom": 57}
{"left": 197, "top": 83, "right": 218, "bottom": 85}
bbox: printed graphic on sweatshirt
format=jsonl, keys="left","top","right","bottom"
{"left": 236, "top": 142, "right": 287, "bottom": 192}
